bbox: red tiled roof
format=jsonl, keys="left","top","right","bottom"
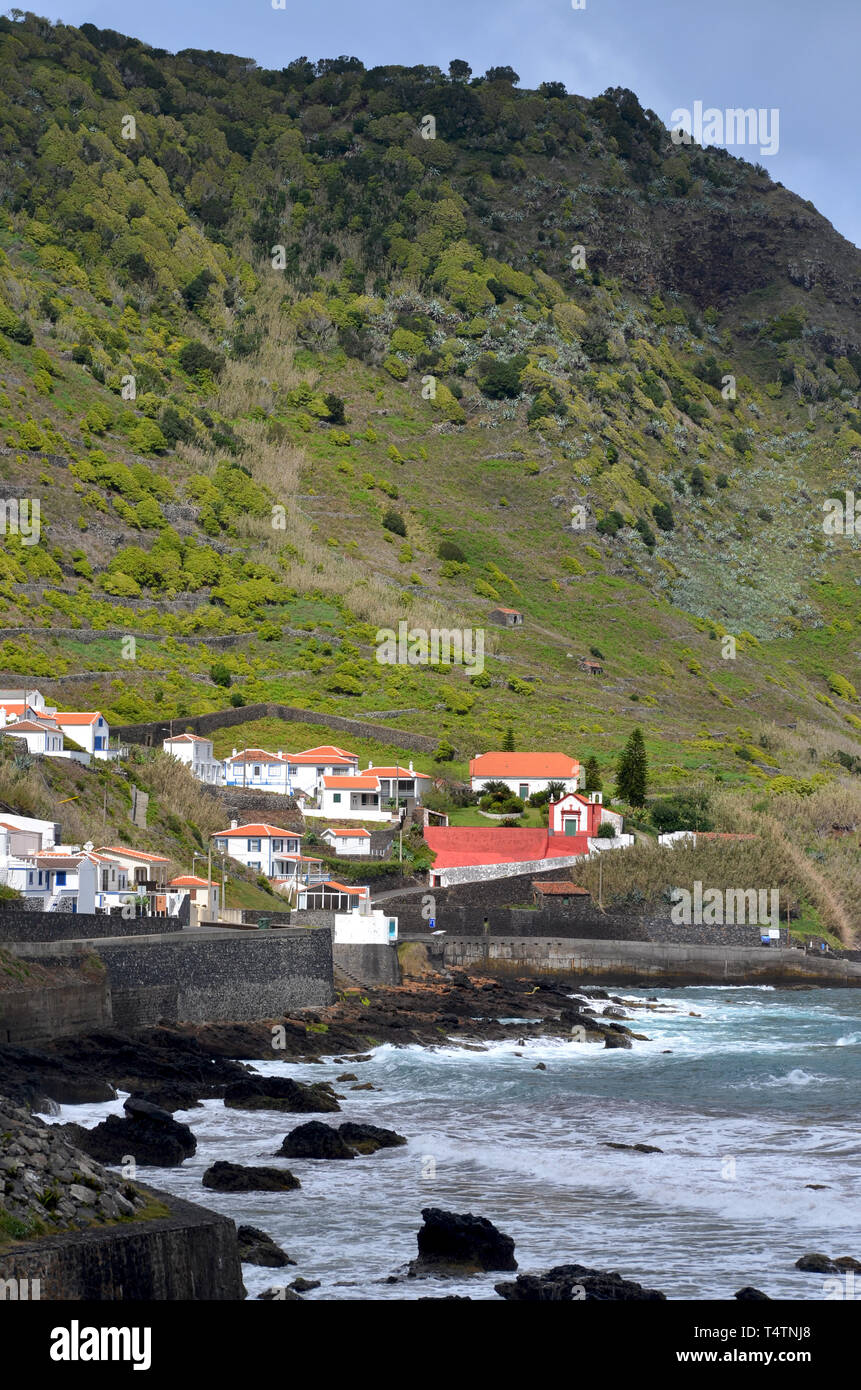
{"left": 323, "top": 775, "right": 380, "bottom": 790}
{"left": 169, "top": 875, "right": 214, "bottom": 887}
{"left": 226, "top": 748, "right": 288, "bottom": 764}
{"left": 1, "top": 720, "right": 58, "bottom": 734}
{"left": 294, "top": 745, "right": 358, "bottom": 761}
{"left": 213, "top": 823, "right": 299, "bottom": 839}
{"left": 164, "top": 733, "right": 212, "bottom": 744}
{"left": 470, "top": 753, "right": 580, "bottom": 779}
{"left": 319, "top": 881, "right": 367, "bottom": 895}
{"left": 98, "top": 845, "right": 171, "bottom": 862}
{"left": 424, "top": 827, "right": 588, "bottom": 871}
{"left": 532, "top": 880, "right": 590, "bottom": 895}
{"left": 492, "top": 606, "right": 522, "bottom": 615}
{"left": 323, "top": 827, "right": 371, "bottom": 838}
{"left": 364, "top": 765, "right": 432, "bottom": 779}
{"left": 55, "top": 712, "right": 102, "bottom": 725}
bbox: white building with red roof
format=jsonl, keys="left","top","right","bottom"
{"left": 163, "top": 733, "right": 223, "bottom": 785}
{"left": 469, "top": 752, "right": 581, "bottom": 799}
{"left": 362, "top": 762, "right": 432, "bottom": 809}
{"left": 211, "top": 822, "right": 303, "bottom": 876}
{"left": 54, "top": 711, "right": 112, "bottom": 757}
{"left": 96, "top": 845, "right": 171, "bottom": 890}
{"left": 284, "top": 745, "right": 359, "bottom": 796}
{"left": 320, "top": 826, "right": 373, "bottom": 856}
{"left": 318, "top": 773, "right": 390, "bottom": 821}
{"left": 224, "top": 747, "right": 292, "bottom": 793}
{"left": 0, "top": 716, "right": 64, "bottom": 756}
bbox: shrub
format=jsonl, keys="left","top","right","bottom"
{"left": 649, "top": 791, "right": 713, "bottom": 834}
{"left": 652, "top": 501, "right": 675, "bottom": 531}
{"left": 210, "top": 661, "right": 232, "bottom": 688}
{"left": 178, "top": 340, "right": 224, "bottom": 378}
{"left": 596, "top": 822, "right": 616, "bottom": 839}
{"left": 476, "top": 354, "right": 526, "bottom": 399}
{"left": 437, "top": 540, "right": 466, "bottom": 563}
{"left": 382, "top": 509, "right": 407, "bottom": 536}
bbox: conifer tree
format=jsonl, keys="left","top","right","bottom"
{"left": 584, "top": 755, "right": 602, "bottom": 793}
{"left": 616, "top": 728, "right": 647, "bottom": 806}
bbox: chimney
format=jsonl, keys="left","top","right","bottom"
{"left": 230, "top": 819, "right": 238, "bottom": 830}
{"left": 277, "top": 750, "right": 283, "bottom": 759}
{"left": 0, "top": 708, "right": 6, "bottom": 728}
{"left": 232, "top": 749, "right": 237, "bottom": 758}
{"left": 409, "top": 760, "right": 414, "bottom": 772}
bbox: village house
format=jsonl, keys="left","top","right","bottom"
{"left": 317, "top": 773, "right": 390, "bottom": 821}
{"left": 0, "top": 842, "right": 128, "bottom": 914}
{"left": 488, "top": 606, "right": 524, "bottom": 628}
{"left": 97, "top": 847, "right": 171, "bottom": 908}
{"left": 271, "top": 854, "right": 327, "bottom": 899}
{"left": 0, "top": 815, "right": 58, "bottom": 856}
{"left": 0, "top": 716, "right": 65, "bottom": 757}
{"left": 320, "top": 826, "right": 373, "bottom": 856}
{"left": 578, "top": 657, "right": 604, "bottom": 676}
{"left": 532, "top": 880, "right": 592, "bottom": 911}
{"left": 469, "top": 752, "right": 582, "bottom": 800}
{"left": 364, "top": 762, "right": 432, "bottom": 811}
{"left": 223, "top": 748, "right": 292, "bottom": 793}
{"left": 54, "top": 711, "right": 112, "bottom": 758}
{"left": 212, "top": 822, "right": 302, "bottom": 877}
{"left": 284, "top": 745, "right": 360, "bottom": 797}
{"left": 295, "top": 879, "right": 369, "bottom": 911}
{"left": 162, "top": 733, "right": 224, "bottom": 785}
{"left": 168, "top": 874, "right": 219, "bottom": 919}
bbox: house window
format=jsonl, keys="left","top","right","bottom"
{"left": 333, "top": 792, "right": 341, "bottom": 804}
{"left": 248, "top": 862, "right": 261, "bottom": 872}
{"left": 253, "top": 766, "right": 261, "bottom": 779}
{"left": 248, "top": 838, "right": 261, "bottom": 853}
{"left": 272, "top": 839, "right": 283, "bottom": 853}
{"left": 28, "top": 872, "right": 33, "bottom": 885}
{"left": 215, "top": 839, "right": 227, "bottom": 853}
{"left": 55, "top": 871, "right": 66, "bottom": 886}
{"left": 519, "top": 784, "right": 529, "bottom": 799}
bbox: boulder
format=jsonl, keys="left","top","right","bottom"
{"left": 795, "top": 1252, "right": 837, "bottom": 1273}
{"left": 735, "top": 1286, "right": 771, "bottom": 1300}
{"left": 338, "top": 1122, "right": 407, "bottom": 1154}
{"left": 223, "top": 1076, "right": 340, "bottom": 1114}
{"left": 237, "top": 1225, "right": 295, "bottom": 1268}
{"left": 202, "top": 1161, "right": 300, "bottom": 1192}
{"left": 290, "top": 1277, "right": 321, "bottom": 1293}
{"left": 277, "top": 1121, "right": 355, "bottom": 1160}
{"left": 258, "top": 1286, "right": 302, "bottom": 1300}
{"left": 603, "top": 1034, "right": 632, "bottom": 1050}
{"left": 409, "top": 1207, "right": 517, "bottom": 1275}
{"left": 62, "top": 1097, "right": 196, "bottom": 1167}
{"left": 495, "top": 1263, "right": 666, "bottom": 1301}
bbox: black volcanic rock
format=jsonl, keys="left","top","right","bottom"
{"left": 237, "top": 1225, "right": 295, "bottom": 1268}
{"left": 62, "top": 1096, "right": 196, "bottom": 1167}
{"left": 735, "top": 1286, "right": 771, "bottom": 1300}
{"left": 495, "top": 1263, "right": 666, "bottom": 1301}
{"left": 409, "top": 1208, "right": 517, "bottom": 1275}
{"left": 224, "top": 1076, "right": 340, "bottom": 1113}
{"left": 202, "top": 1161, "right": 300, "bottom": 1192}
{"left": 338, "top": 1122, "right": 407, "bottom": 1154}
{"left": 277, "top": 1121, "right": 355, "bottom": 1160}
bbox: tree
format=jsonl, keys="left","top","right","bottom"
{"left": 650, "top": 791, "right": 713, "bottom": 834}
{"left": 484, "top": 65, "right": 520, "bottom": 85}
{"left": 501, "top": 725, "right": 515, "bottom": 751}
{"left": 616, "top": 728, "right": 647, "bottom": 806}
{"left": 449, "top": 59, "right": 472, "bottom": 82}
{"left": 584, "top": 756, "right": 602, "bottom": 793}
{"left": 382, "top": 508, "right": 406, "bottom": 536}
{"left": 210, "top": 661, "right": 232, "bottom": 688}
{"left": 546, "top": 779, "right": 566, "bottom": 802}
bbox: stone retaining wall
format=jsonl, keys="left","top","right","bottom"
{"left": 0, "top": 911, "right": 183, "bottom": 943}
{"left": 0, "top": 1185, "right": 244, "bottom": 1300}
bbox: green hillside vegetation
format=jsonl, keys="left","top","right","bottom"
{"left": 0, "top": 15, "right": 858, "bottom": 935}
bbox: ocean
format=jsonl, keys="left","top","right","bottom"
{"left": 41, "top": 985, "right": 861, "bottom": 1300}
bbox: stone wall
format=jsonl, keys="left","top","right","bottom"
{"left": 0, "top": 977, "right": 110, "bottom": 1045}
{"left": 0, "top": 1185, "right": 244, "bottom": 1300}
{"left": 439, "top": 937, "right": 861, "bottom": 987}
{"left": 115, "top": 701, "right": 453, "bottom": 756}
{"left": 333, "top": 942, "right": 401, "bottom": 988}
{"left": 0, "top": 910, "right": 184, "bottom": 943}
{"left": 93, "top": 928, "right": 334, "bottom": 1027}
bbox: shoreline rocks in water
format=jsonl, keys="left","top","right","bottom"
{"left": 237, "top": 1225, "right": 295, "bottom": 1268}
{"left": 495, "top": 1263, "right": 667, "bottom": 1301}
{"left": 795, "top": 1252, "right": 860, "bottom": 1274}
{"left": 277, "top": 1120, "right": 407, "bottom": 1160}
{"left": 202, "top": 1161, "right": 300, "bottom": 1193}
{"left": 409, "top": 1208, "right": 517, "bottom": 1276}
{"left": 223, "top": 1076, "right": 340, "bottom": 1114}
{"left": 62, "top": 1097, "right": 196, "bottom": 1168}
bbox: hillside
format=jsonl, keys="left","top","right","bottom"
{"left": 0, "top": 14, "right": 859, "bottom": 932}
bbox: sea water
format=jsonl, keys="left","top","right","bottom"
{"left": 41, "top": 986, "right": 861, "bottom": 1300}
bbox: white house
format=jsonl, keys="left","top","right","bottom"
{"left": 212, "top": 822, "right": 302, "bottom": 876}
{"left": 97, "top": 846, "right": 171, "bottom": 890}
{"left": 271, "top": 854, "right": 327, "bottom": 899}
{"left": 295, "top": 879, "right": 369, "bottom": 911}
{"left": 168, "top": 874, "right": 219, "bottom": 919}
{"left": 0, "top": 689, "right": 56, "bottom": 721}
{"left": 54, "top": 711, "right": 112, "bottom": 757}
{"left": 363, "top": 763, "right": 432, "bottom": 809}
{"left": 0, "top": 717, "right": 65, "bottom": 756}
{"left": 317, "top": 774, "right": 390, "bottom": 822}
{"left": 223, "top": 748, "right": 291, "bottom": 793}
{"left": 320, "top": 826, "right": 372, "bottom": 856}
{"left": 162, "top": 733, "right": 223, "bottom": 785}
{"left": 89, "top": 850, "right": 131, "bottom": 913}
{"left": 549, "top": 791, "right": 625, "bottom": 838}
{"left": 2, "top": 847, "right": 99, "bottom": 913}
{"left": 284, "top": 745, "right": 359, "bottom": 797}
{"left": 0, "top": 817, "right": 57, "bottom": 856}
{"left": 469, "top": 752, "right": 581, "bottom": 799}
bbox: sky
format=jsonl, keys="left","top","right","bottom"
{"left": 20, "top": 0, "right": 861, "bottom": 247}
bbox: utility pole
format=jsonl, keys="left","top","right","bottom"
{"left": 220, "top": 853, "right": 226, "bottom": 919}
{"left": 207, "top": 839, "right": 213, "bottom": 921}
{"left": 598, "top": 854, "right": 603, "bottom": 910}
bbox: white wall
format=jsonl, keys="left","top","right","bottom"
{"left": 333, "top": 909, "right": 397, "bottom": 944}
{"left": 471, "top": 775, "right": 579, "bottom": 797}
{"left": 431, "top": 854, "right": 587, "bottom": 889}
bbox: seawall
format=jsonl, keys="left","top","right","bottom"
{"left": 4, "top": 928, "right": 335, "bottom": 1030}
{"left": 435, "top": 937, "right": 861, "bottom": 987}
{"left": 0, "top": 1185, "right": 244, "bottom": 1300}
